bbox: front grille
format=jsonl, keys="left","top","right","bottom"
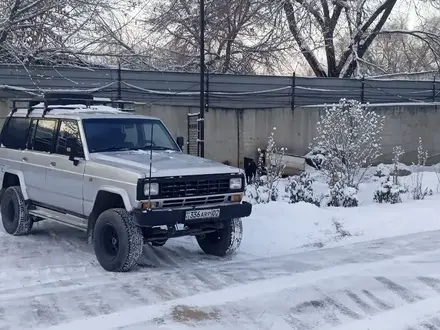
{"left": 161, "top": 177, "right": 230, "bottom": 198}
{"left": 163, "top": 195, "right": 226, "bottom": 208}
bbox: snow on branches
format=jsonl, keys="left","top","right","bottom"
{"left": 246, "top": 127, "right": 286, "bottom": 204}
{"left": 411, "top": 137, "right": 432, "bottom": 200}
{"left": 313, "top": 99, "right": 385, "bottom": 189}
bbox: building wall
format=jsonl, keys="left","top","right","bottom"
{"left": 1, "top": 99, "right": 440, "bottom": 167}
{"left": 136, "top": 103, "right": 440, "bottom": 166}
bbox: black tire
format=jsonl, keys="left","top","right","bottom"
{"left": 93, "top": 208, "right": 143, "bottom": 272}
{"left": 0, "top": 188, "right": 6, "bottom": 204}
{"left": 151, "top": 239, "right": 167, "bottom": 247}
{"left": 196, "top": 218, "right": 243, "bottom": 257}
{"left": 1, "top": 186, "right": 33, "bottom": 236}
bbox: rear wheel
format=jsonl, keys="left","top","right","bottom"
{"left": 196, "top": 218, "right": 243, "bottom": 257}
{"left": 1, "top": 186, "right": 33, "bottom": 236}
{"left": 93, "top": 208, "right": 143, "bottom": 272}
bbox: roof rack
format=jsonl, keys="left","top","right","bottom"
{"left": 10, "top": 92, "right": 136, "bottom": 117}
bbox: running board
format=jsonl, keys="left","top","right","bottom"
{"left": 29, "top": 206, "right": 87, "bottom": 232}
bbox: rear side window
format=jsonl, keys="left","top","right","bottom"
{"left": 2, "top": 117, "right": 31, "bottom": 149}
{"left": 29, "top": 119, "right": 57, "bottom": 153}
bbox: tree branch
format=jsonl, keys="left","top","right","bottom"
{"left": 283, "top": 0, "right": 326, "bottom": 77}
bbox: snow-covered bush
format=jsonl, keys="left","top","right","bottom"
{"left": 246, "top": 127, "right": 286, "bottom": 204}
{"left": 312, "top": 99, "right": 385, "bottom": 189}
{"left": 374, "top": 146, "right": 407, "bottom": 204}
{"left": 374, "top": 176, "right": 407, "bottom": 204}
{"left": 411, "top": 137, "right": 432, "bottom": 200}
{"left": 285, "top": 172, "right": 320, "bottom": 206}
{"left": 245, "top": 182, "right": 272, "bottom": 204}
{"left": 325, "top": 182, "right": 359, "bottom": 207}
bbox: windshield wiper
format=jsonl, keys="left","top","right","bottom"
{"left": 151, "top": 146, "right": 174, "bottom": 151}
{"left": 91, "top": 145, "right": 131, "bottom": 153}
{"left": 130, "top": 144, "right": 174, "bottom": 151}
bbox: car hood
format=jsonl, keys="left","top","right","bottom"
{"left": 89, "top": 150, "right": 241, "bottom": 177}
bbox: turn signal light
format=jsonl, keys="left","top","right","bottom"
{"left": 231, "top": 194, "right": 243, "bottom": 202}
{"left": 142, "top": 202, "right": 156, "bottom": 209}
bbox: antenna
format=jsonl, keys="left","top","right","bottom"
{"left": 147, "top": 122, "right": 154, "bottom": 209}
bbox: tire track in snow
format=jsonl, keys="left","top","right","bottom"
{"left": 39, "top": 262, "right": 440, "bottom": 329}
{"left": 3, "top": 229, "right": 440, "bottom": 329}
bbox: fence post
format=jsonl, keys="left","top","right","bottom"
{"left": 291, "top": 72, "right": 296, "bottom": 110}
{"left": 433, "top": 76, "right": 436, "bottom": 102}
{"left": 361, "top": 76, "right": 365, "bottom": 104}
{"left": 117, "top": 62, "right": 123, "bottom": 109}
{"left": 206, "top": 67, "right": 210, "bottom": 112}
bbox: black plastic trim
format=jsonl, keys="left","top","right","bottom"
{"left": 132, "top": 201, "right": 252, "bottom": 227}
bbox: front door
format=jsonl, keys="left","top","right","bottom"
{"left": 25, "top": 118, "right": 59, "bottom": 205}
{"left": 45, "top": 120, "right": 86, "bottom": 215}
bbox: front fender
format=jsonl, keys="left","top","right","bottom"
{"left": 96, "top": 185, "right": 132, "bottom": 212}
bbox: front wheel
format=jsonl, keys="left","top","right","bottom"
{"left": 196, "top": 218, "right": 243, "bottom": 257}
{"left": 93, "top": 208, "right": 143, "bottom": 272}
{"left": 1, "top": 186, "right": 33, "bottom": 236}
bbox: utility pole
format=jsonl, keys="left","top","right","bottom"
{"left": 199, "top": 0, "right": 205, "bottom": 157}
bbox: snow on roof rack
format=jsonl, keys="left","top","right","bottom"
{"left": 10, "top": 92, "right": 136, "bottom": 117}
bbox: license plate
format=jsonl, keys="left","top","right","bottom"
{"left": 185, "top": 208, "right": 220, "bottom": 220}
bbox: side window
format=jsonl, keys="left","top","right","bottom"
{"left": 2, "top": 117, "right": 31, "bottom": 150}
{"left": 31, "top": 119, "right": 57, "bottom": 153}
{"left": 55, "top": 120, "right": 84, "bottom": 158}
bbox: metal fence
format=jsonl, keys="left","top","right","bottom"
{"left": 0, "top": 64, "right": 438, "bottom": 109}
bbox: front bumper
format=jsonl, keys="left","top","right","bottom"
{"left": 132, "top": 202, "right": 252, "bottom": 227}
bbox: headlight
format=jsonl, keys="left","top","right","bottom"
{"left": 144, "top": 182, "right": 159, "bottom": 196}
{"left": 229, "top": 178, "right": 242, "bottom": 190}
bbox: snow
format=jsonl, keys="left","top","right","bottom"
{"left": 240, "top": 165, "right": 440, "bottom": 257}
{"left": 4, "top": 164, "right": 440, "bottom": 329}
{"left": 13, "top": 104, "right": 125, "bottom": 116}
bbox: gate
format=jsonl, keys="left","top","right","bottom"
{"left": 187, "top": 112, "right": 200, "bottom": 156}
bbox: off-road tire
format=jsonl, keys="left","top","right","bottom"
{"left": 1, "top": 186, "right": 33, "bottom": 236}
{"left": 196, "top": 218, "right": 243, "bottom": 257}
{"left": 93, "top": 208, "right": 143, "bottom": 272}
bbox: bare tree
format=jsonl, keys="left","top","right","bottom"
{"left": 142, "top": 0, "right": 295, "bottom": 74}
{"left": 360, "top": 16, "right": 440, "bottom": 75}
{"left": 281, "top": 0, "right": 440, "bottom": 78}
{"left": 0, "top": 0, "right": 120, "bottom": 66}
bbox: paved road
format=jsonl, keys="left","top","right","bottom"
{"left": 1, "top": 221, "right": 440, "bottom": 330}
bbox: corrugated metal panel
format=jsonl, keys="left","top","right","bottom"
{"left": 0, "top": 64, "right": 437, "bottom": 109}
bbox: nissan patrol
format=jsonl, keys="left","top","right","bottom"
{"left": 0, "top": 93, "right": 252, "bottom": 272}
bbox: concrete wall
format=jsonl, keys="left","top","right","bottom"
{"left": 136, "top": 103, "right": 440, "bottom": 167}
{"left": 1, "top": 99, "right": 440, "bottom": 167}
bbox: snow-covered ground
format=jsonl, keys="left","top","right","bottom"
{"left": 241, "top": 164, "right": 440, "bottom": 258}
{"left": 2, "top": 164, "right": 440, "bottom": 329}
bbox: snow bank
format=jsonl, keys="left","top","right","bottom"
{"left": 241, "top": 196, "right": 440, "bottom": 258}
{"left": 239, "top": 166, "right": 440, "bottom": 258}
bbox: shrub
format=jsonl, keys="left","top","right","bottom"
{"left": 285, "top": 172, "right": 320, "bottom": 206}
{"left": 411, "top": 137, "right": 432, "bottom": 200}
{"left": 312, "top": 99, "right": 385, "bottom": 189}
{"left": 374, "top": 176, "right": 407, "bottom": 204}
{"left": 246, "top": 127, "right": 286, "bottom": 204}
{"left": 325, "top": 182, "right": 359, "bottom": 207}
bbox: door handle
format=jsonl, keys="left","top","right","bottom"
{"left": 50, "top": 161, "right": 56, "bottom": 167}
{"left": 22, "top": 157, "right": 28, "bottom": 162}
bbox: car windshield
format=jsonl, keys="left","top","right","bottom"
{"left": 82, "top": 118, "right": 179, "bottom": 153}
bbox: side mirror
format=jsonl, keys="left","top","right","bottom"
{"left": 66, "top": 137, "right": 79, "bottom": 166}
{"left": 176, "top": 136, "right": 184, "bottom": 150}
